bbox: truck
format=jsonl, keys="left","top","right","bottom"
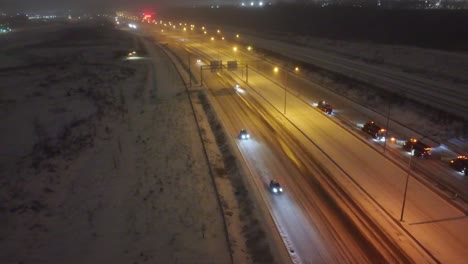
{"left": 317, "top": 100, "right": 333, "bottom": 115}
{"left": 450, "top": 156, "right": 468, "bottom": 175}
{"left": 402, "top": 138, "right": 431, "bottom": 157}
{"left": 361, "top": 121, "right": 386, "bottom": 141}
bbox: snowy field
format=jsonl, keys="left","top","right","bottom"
{"left": 288, "top": 35, "right": 468, "bottom": 85}
{"left": 0, "top": 22, "right": 274, "bottom": 263}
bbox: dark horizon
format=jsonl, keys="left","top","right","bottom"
{"left": 2, "top": 0, "right": 468, "bottom": 13}
{"left": 0, "top": 0, "right": 164, "bottom": 13}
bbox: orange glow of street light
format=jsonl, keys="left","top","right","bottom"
{"left": 211, "top": 37, "right": 214, "bottom": 40}
{"left": 295, "top": 67, "right": 300, "bottom": 72}
{"left": 274, "top": 67, "right": 279, "bottom": 73}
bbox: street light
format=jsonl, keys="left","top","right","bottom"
{"left": 400, "top": 144, "right": 414, "bottom": 222}
{"left": 236, "top": 34, "right": 240, "bottom": 38}
{"left": 273, "top": 67, "right": 288, "bottom": 114}
{"left": 233, "top": 46, "right": 238, "bottom": 61}
{"left": 295, "top": 67, "right": 300, "bottom": 72}
{"left": 247, "top": 46, "right": 252, "bottom": 51}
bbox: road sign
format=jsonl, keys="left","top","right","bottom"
{"left": 227, "top": 61, "right": 237, "bottom": 71}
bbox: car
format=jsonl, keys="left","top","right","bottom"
{"left": 317, "top": 100, "right": 333, "bottom": 114}
{"left": 361, "top": 121, "right": 386, "bottom": 141}
{"left": 402, "top": 138, "right": 431, "bottom": 157}
{"left": 269, "top": 180, "right": 283, "bottom": 194}
{"left": 450, "top": 156, "right": 468, "bottom": 174}
{"left": 239, "top": 129, "right": 250, "bottom": 140}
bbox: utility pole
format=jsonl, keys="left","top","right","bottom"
{"left": 284, "top": 70, "right": 288, "bottom": 115}
{"left": 383, "top": 101, "right": 391, "bottom": 153}
{"left": 246, "top": 64, "right": 249, "bottom": 83}
{"left": 400, "top": 144, "right": 414, "bottom": 222}
{"left": 200, "top": 66, "right": 203, "bottom": 87}
{"left": 188, "top": 53, "right": 192, "bottom": 88}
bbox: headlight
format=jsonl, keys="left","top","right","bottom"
{"left": 279, "top": 188, "right": 283, "bottom": 192}
{"left": 272, "top": 188, "right": 278, "bottom": 193}
{"left": 242, "top": 135, "right": 246, "bottom": 139}
{"left": 246, "top": 134, "right": 250, "bottom": 138}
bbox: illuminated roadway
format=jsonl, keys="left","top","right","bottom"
{"left": 188, "top": 26, "right": 468, "bottom": 204}
{"left": 134, "top": 21, "right": 468, "bottom": 263}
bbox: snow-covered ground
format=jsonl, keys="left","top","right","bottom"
{"left": 288, "top": 35, "right": 468, "bottom": 85}
{"left": 0, "top": 22, "right": 274, "bottom": 263}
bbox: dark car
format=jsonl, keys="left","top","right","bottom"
{"left": 317, "top": 100, "right": 333, "bottom": 114}
{"left": 361, "top": 121, "right": 386, "bottom": 141}
{"left": 239, "top": 129, "right": 250, "bottom": 140}
{"left": 450, "top": 156, "right": 468, "bottom": 175}
{"left": 402, "top": 138, "right": 432, "bottom": 157}
{"left": 269, "top": 180, "right": 283, "bottom": 194}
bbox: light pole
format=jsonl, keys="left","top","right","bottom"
{"left": 188, "top": 53, "right": 192, "bottom": 88}
{"left": 400, "top": 144, "right": 414, "bottom": 222}
{"left": 383, "top": 99, "right": 392, "bottom": 154}
{"left": 284, "top": 71, "right": 288, "bottom": 115}
{"left": 210, "top": 37, "right": 220, "bottom": 61}
{"left": 274, "top": 67, "right": 288, "bottom": 115}
{"left": 232, "top": 46, "right": 238, "bottom": 61}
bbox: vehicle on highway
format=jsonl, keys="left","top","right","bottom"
{"left": 361, "top": 121, "right": 386, "bottom": 141}
{"left": 402, "top": 138, "right": 432, "bottom": 157}
{"left": 239, "top": 129, "right": 250, "bottom": 140}
{"left": 0, "top": 24, "right": 12, "bottom": 33}
{"left": 450, "top": 156, "right": 468, "bottom": 175}
{"left": 269, "top": 180, "right": 283, "bottom": 194}
{"left": 317, "top": 100, "right": 333, "bottom": 114}
{"left": 235, "top": 84, "right": 242, "bottom": 92}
